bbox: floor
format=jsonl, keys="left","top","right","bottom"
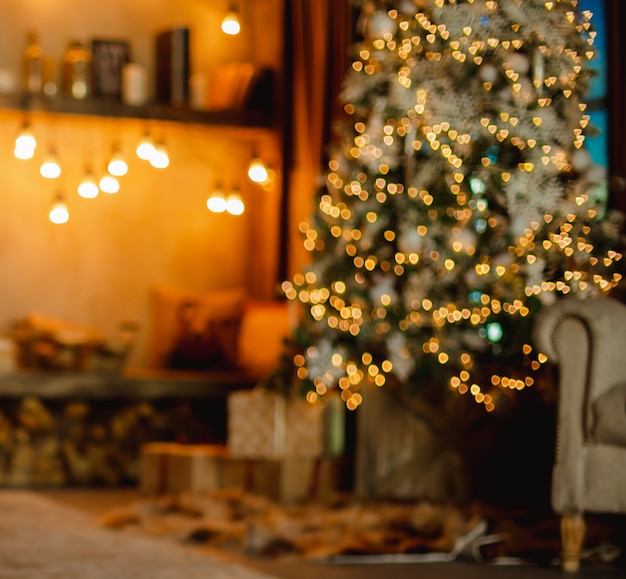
{"left": 32, "top": 487, "right": 626, "bottom": 579}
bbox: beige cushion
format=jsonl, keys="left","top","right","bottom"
{"left": 592, "top": 383, "right": 626, "bottom": 445}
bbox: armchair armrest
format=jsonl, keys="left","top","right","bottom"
{"left": 532, "top": 295, "right": 626, "bottom": 515}
{"left": 533, "top": 296, "right": 626, "bottom": 402}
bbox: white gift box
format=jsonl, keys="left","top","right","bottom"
{"left": 227, "top": 389, "right": 324, "bottom": 459}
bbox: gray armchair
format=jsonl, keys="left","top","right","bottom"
{"left": 532, "top": 295, "right": 626, "bottom": 572}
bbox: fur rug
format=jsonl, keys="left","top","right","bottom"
{"left": 0, "top": 490, "right": 273, "bottom": 578}
{"left": 98, "top": 489, "right": 489, "bottom": 561}
{"left": 96, "top": 489, "right": 626, "bottom": 569}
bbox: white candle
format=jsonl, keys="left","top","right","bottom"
{"left": 122, "top": 63, "right": 148, "bottom": 106}
{"left": 0, "top": 69, "right": 16, "bottom": 95}
{"left": 190, "top": 72, "right": 208, "bottom": 110}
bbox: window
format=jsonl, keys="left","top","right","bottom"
{"left": 580, "top": 0, "right": 609, "bottom": 205}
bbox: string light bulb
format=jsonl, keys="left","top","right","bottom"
{"left": 206, "top": 184, "right": 227, "bottom": 213}
{"left": 260, "top": 165, "right": 276, "bottom": 189}
{"left": 99, "top": 173, "right": 120, "bottom": 194}
{"left": 14, "top": 122, "right": 37, "bottom": 160}
{"left": 149, "top": 141, "right": 169, "bottom": 169}
{"left": 107, "top": 147, "right": 128, "bottom": 177}
{"left": 136, "top": 132, "right": 155, "bottom": 161}
{"left": 77, "top": 167, "right": 99, "bottom": 199}
{"left": 49, "top": 193, "right": 69, "bottom": 224}
{"left": 226, "top": 190, "right": 245, "bottom": 215}
{"left": 247, "top": 154, "right": 268, "bottom": 183}
{"left": 221, "top": 3, "right": 241, "bottom": 35}
{"left": 40, "top": 149, "right": 61, "bottom": 179}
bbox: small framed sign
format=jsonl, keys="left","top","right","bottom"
{"left": 92, "top": 39, "right": 131, "bottom": 99}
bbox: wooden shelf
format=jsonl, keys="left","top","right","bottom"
{"left": 0, "top": 93, "right": 275, "bottom": 130}
{"left": 0, "top": 368, "right": 256, "bottom": 400}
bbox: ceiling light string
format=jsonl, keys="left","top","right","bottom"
{"left": 77, "top": 120, "right": 101, "bottom": 199}
{"left": 136, "top": 126, "right": 156, "bottom": 162}
{"left": 96, "top": 118, "right": 127, "bottom": 194}
{"left": 77, "top": 165, "right": 99, "bottom": 199}
{"left": 32, "top": 115, "right": 59, "bottom": 180}
{"left": 203, "top": 157, "right": 246, "bottom": 216}
{"left": 48, "top": 168, "right": 70, "bottom": 225}
{"left": 134, "top": 119, "right": 170, "bottom": 169}
{"left": 221, "top": 1, "right": 241, "bottom": 36}
{"left": 150, "top": 135, "right": 170, "bottom": 169}
{"left": 206, "top": 181, "right": 245, "bottom": 216}
{"left": 14, "top": 115, "right": 37, "bottom": 160}
{"left": 107, "top": 142, "right": 129, "bottom": 177}
{"left": 225, "top": 186, "right": 245, "bottom": 215}
{"left": 49, "top": 191, "right": 69, "bottom": 224}
{"left": 245, "top": 137, "right": 276, "bottom": 190}
{"left": 39, "top": 146, "right": 61, "bottom": 179}
{"left": 173, "top": 125, "right": 248, "bottom": 216}
{"left": 43, "top": 118, "right": 69, "bottom": 223}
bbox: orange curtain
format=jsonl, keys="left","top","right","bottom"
{"left": 279, "top": 0, "right": 353, "bottom": 282}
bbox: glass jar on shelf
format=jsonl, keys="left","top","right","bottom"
{"left": 23, "top": 30, "right": 43, "bottom": 94}
{"left": 63, "top": 40, "right": 93, "bottom": 99}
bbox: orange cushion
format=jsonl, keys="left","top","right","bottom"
{"left": 236, "top": 300, "right": 291, "bottom": 378}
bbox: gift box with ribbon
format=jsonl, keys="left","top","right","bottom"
{"left": 227, "top": 389, "right": 324, "bottom": 459}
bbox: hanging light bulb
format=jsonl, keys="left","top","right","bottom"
{"left": 206, "top": 184, "right": 227, "bottom": 213}
{"left": 226, "top": 191, "right": 245, "bottom": 215}
{"left": 107, "top": 146, "right": 128, "bottom": 177}
{"left": 149, "top": 141, "right": 169, "bottom": 169}
{"left": 77, "top": 167, "right": 99, "bottom": 199}
{"left": 136, "top": 132, "right": 155, "bottom": 161}
{"left": 221, "top": 3, "right": 241, "bottom": 35}
{"left": 14, "top": 122, "right": 37, "bottom": 160}
{"left": 40, "top": 149, "right": 61, "bottom": 179}
{"left": 260, "top": 165, "right": 276, "bottom": 189}
{"left": 247, "top": 154, "right": 268, "bottom": 183}
{"left": 14, "top": 142, "right": 35, "bottom": 160}
{"left": 49, "top": 193, "right": 69, "bottom": 224}
{"left": 99, "top": 173, "right": 120, "bottom": 194}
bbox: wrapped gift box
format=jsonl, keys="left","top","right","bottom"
{"left": 166, "top": 444, "right": 229, "bottom": 495}
{"left": 139, "top": 443, "right": 232, "bottom": 496}
{"left": 139, "top": 442, "right": 182, "bottom": 496}
{"left": 226, "top": 456, "right": 347, "bottom": 504}
{"left": 241, "top": 458, "right": 316, "bottom": 504}
{"left": 227, "top": 389, "right": 324, "bottom": 459}
{"left": 139, "top": 441, "right": 348, "bottom": 504}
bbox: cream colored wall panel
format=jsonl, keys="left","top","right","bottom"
{"left": 0, "top": 112, "right": 257, "bottom": 367}
{"left": 0, "top": 0, "right": 284, "bottom": 369}
{"left": 0, "top": 0, "right": 252, "bottom": 99}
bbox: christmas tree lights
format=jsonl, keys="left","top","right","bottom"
{"left": 275, "top": 0, "right": 625, "bottom": 412}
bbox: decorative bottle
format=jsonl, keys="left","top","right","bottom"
{"left": 63, "top": 41, "right": 93, "bottom": 99}
{"left": 23, "top": 31, "right": 43, "bottom": 94}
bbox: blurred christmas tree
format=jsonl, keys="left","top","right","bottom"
{"left": 274, "top": 0, "right": 625, "bottom": 414}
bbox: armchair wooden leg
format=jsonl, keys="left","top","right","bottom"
{"left": 561, "top": 513, "right": 586, "bottom": 573}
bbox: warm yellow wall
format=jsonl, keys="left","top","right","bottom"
{"left": 0, "top": 0, "right": 254, "bottom": 95}
{"left": 0, "top": 0, "right": 284, "bottom": 368}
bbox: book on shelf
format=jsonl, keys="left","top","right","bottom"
{"left": 92, "top": 39, "right": 131, "bottom": 99}
{"left": 155, "top": 26, "right": 190, "bottom": 107}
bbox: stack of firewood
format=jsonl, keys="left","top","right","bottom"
{"left": 0, "top": 396, "right": 199, "bottom": 487}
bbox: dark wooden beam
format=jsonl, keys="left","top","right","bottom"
{"left": 605, "top": 0, "right": 626, "bottom": 216}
